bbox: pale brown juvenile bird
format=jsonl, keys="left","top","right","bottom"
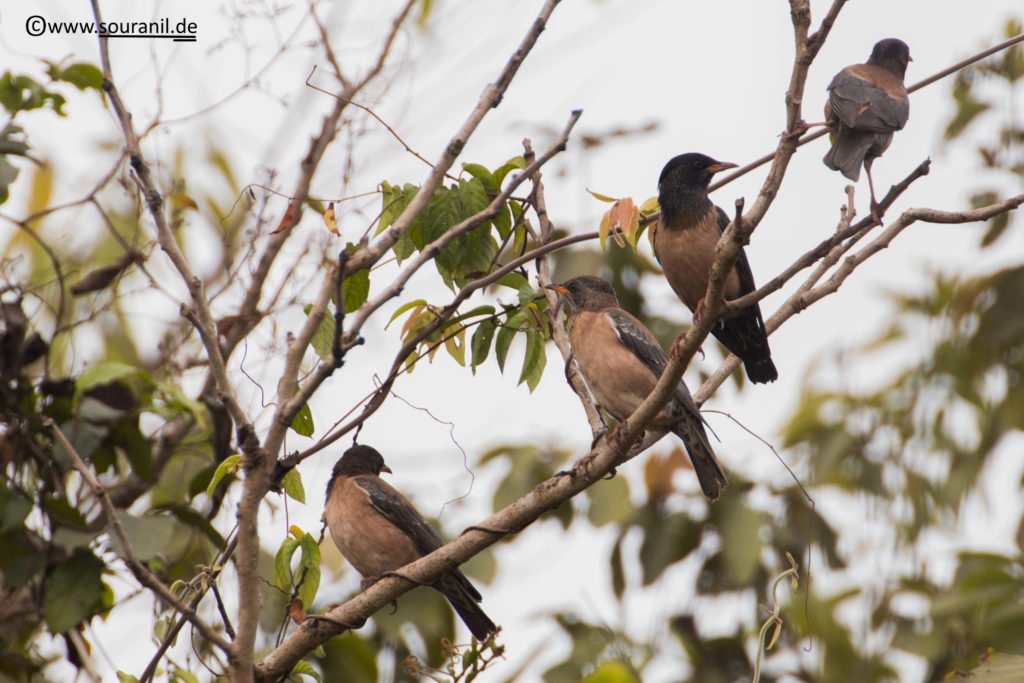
{"left": 824, "top": 38, "right": 912, "bottom": 217}
{"left": 547, "top": 275, "right": 727, "bottom": 500}
{"left": 325, "top": 445, "right": 497, "bottom": 640}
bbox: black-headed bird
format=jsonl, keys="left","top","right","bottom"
{"left": 653, "top": 152, "right": 778, "bottom": 383}
{"left": 325, "top": 445, "right": 497, "bottom": 641}
{"left": 547, "top": 275, "right": 727, "bottom": 500}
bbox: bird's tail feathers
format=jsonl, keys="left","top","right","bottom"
{"left": 672, "top": 420, "right": 728, "bottom": 501}
{"left": 744, "top": 355, "right": 779, "bottom": 384}
{"left": 438, "top": 573, "right": 497, "bottom": 641}
{"left": 823, "top": 130, "right": 875, "bottom": 181}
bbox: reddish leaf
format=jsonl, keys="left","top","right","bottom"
{"left": 287, "top": 599, "right": 306, "bottom": 624}
{"left": 270, "top": 203, "right": 296, "bottom": 235}
{"left": 324, "top": 202, "right": 339, "bottom": 235}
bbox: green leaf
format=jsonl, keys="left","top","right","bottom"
{"left": 296, "top": 533, "right": 322, "bottom": 610}
{"left": 41, "top": 494, "right": 88, "bottom": 528}
{"left": 291, "top": 398, "right": 315, "bottom": 437}
{"left": 495, "top": 271, "right": 528, "bottom": 291}
{"left": 275, "top": 536, "right": 301, "bottom": 590}
{"left": 170, "top": 669, "right": 200, "bottom": 683}
{"left": 206, "top": 454, "right": 242, "bottom": 500}
{"left": 493, "top": 202, "right": 512, "bottom": 238}
{"left": 610, "top": 535, "right": 626, "bottom": 600}
{"left": 46, "top": 61, "right": 103, "bottom": 91}
{"left": 282, "top": 468, "right": 306, "bottom": 504}
{"left": 386, "top": 299, "right": 428, "bottom": 328}
{"left": 518, "top": 328, "right": 546, "bottom": 391}
{"left": 290, "top": 660, "right": 322, "bottom": 682}
{"left": 0, "top": 487, "right": 32, "bottom": 533}
{"left": 160, "top": 504, "right": 226, "bottom": 547}
{"left": 112, "top": 511, "right": 178, "bottom": 560}
{"left": 585, "top": 475, "right": 631, "bottom": 527}
{"left": 44, "top": 548, "right": 105, "bottom": 633}
{"left": 583, "top": 660, "right": 639, "bottom": 683}
{"left": 461, "top": 162, "right": 497, "bottom": 194}
{"left": 307, "top": 306, "right": 334, "bottom": 360}
{"left": 444, "top": 326, "right": 467, "bottom": 366}
{"left": 377, "top": 182, "right": 420, "bottom": 235}
{"left": 470, "top": 320, "right": 496, "bottom": 370}
{"left": 342, "top": 268, "right": 370, "bottom": 313}
{"left": 117, "top": 673, "right": 141, "bottom": 683}
{"left": 517, "top": 282, "right": 538, "bottom": 306}
{"left": 495, "top": 311, "right": 526, "bottom": 373}
{"left": 493, "top": 156, "right": 526, "bottom": 186}
{"left": 718, "top": 498, "right": 763, "bottom": 584}
{"left": 639, "top": 511, "right": 701, "bottom": 585}
{"left": 74, "top": 361, "right": 150, "bottom": 402}
{"left": 110, "top": 420, "right": 153, "bottom": 480}
{"left": 0, "top": 72, "right": 66, "bottom": 115}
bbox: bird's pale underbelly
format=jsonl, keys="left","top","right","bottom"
{"left": 326, "top": 498, "right": 420, "bottom": 578}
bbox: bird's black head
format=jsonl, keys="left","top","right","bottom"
{"left": 657, "top": 153, "right": 737, "bottom": 216}
{"left": 546, "top": 275, "right": 619, "bottom": 313}
{"left": 867, "top": 38, "right": 911, "bottom": 80}
{"left": 331, "top": 444, "right": 392, "bottom": 480}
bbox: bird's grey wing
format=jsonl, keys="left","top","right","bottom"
{"left": 828, "top": 71, "right": 907, "bottom": 132}
{"left": 605, "top": 309, "right": 696, "bottom": 410}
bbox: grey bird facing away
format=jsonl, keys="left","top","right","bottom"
{"left": 653, "top": 152, "right": 778, "bottom": 384}
{"left": 547, "top": 275, "right": 728, "bottom": 500}
{"left": 325, "top": 445, "right": 497, "bottom": 641}
{"left": 823, "top": 38, "right": 912, "bottom": 218}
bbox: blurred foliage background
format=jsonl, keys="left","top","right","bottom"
{"left": 1, "top": 7, "right": 1023, "bottom": 683}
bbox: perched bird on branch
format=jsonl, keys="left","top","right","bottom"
{"left": 547, "top": 276, "right": 727, "bottom": 500}
{"left": 325, "top": 445, "right": 497, "bottom": 641}
{"left": 653, "top": 153, "right": 778, "bottom": 384}
{"left": 823, "top": 38, "right": 912, "bottom": 218}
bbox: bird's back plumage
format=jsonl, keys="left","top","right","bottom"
{"left": 824, "top": 39, "right": 911, "bottom": 182}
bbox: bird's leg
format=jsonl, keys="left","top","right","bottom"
{"left": 865, "top": 161, "right": 884, "bottom": 224}
{"left": 781, "top": 119, "right": 827, "bottom": 140}
{"left": 572, "top": 427, "right": 621, "bottom": 481}
{"left": 693, "top": 297, "right": 707, "bottom": 326}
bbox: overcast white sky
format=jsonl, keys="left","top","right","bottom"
{"left": 3, "top": 1, "right": 1024, "bottom": 680}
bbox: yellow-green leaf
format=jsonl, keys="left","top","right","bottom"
{"left": 206, "top": 454, "right": 242, "bottom": 499}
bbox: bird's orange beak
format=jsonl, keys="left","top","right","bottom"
{"left": 707, "top": 161, "right": 738, "bottom": 174}
{"left": 381, "top": 465, "right": 393, "bottom": 474}
{"left": 545, "top": 284, "right": 569, "bottom": 295}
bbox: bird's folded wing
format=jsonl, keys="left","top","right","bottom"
{"left": 828, "top": 71, "right": 909, "bottom": 132}
{"left": 605, "top": 309, "right": 700, "bottom": 412}
{"left": 714, "top": 206, "right": 760, "bottom": 302}
{"left": 357, "top": 477, "right": 446, "bottom": 556}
